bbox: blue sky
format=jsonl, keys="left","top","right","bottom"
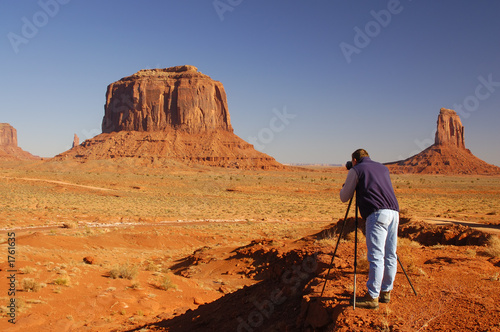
{"left": 1, "top": 0, "right": 499, "bottom": 166}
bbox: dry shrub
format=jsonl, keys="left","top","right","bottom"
{"left": 22, "top": 278, "right": 41, "bottom": 292}
{"left": 344, "top": 230, "right": 366, "bottom": 244}
{"left": 143, "top": 260, "right": 160, "bottom": 272}
{"left": 398, "top": 237, "right": 420, "bottom": 248}
{"left": 62, "top": 222, "right": 78, "bottom": 229}
{"left": 405, "top": 261, "right": 426, "bottom": 276}
{"left": 152, "top": 274, "right": 178, "bottom": 291}
{"left": 316, "top": 237, "right": 337, "bottom": 247}
{"left": 129, "top": 281, "right": 141, "bottom": 290}
{"left": 20, "top": 266, "right": 36, "bottom": 274}
{"left": 109, "top": 264, "right": 139, "bottom": 280}
{"left": 53, "top": 276, "right": 71, "bottom": 286}
{"left": 483, "top": 235, "right": 500, "bottom": 258}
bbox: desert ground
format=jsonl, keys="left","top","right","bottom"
{"left": 0, "top": 159, "right": 499, "bottom": 331}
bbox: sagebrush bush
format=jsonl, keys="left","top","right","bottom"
{"left": 152, "top": 275, "right": 178, "bottom": 291}
{"left": 20, "top": 266, "right": 36, "bottom": 274}
{"left": 109, "top": 264, "right": 139, "bottom": 280}
{"left": 484, "top": 235, "right": 500, "bottom": 258}
{"left": 53, "top": 276, "right": 71, "bottom": 286}
{"left": 22, "top": 278, "right": 41, "bottom": 292}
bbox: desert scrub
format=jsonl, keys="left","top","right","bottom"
{"left": 316, "top": 237, "right": 337, "bottom": 247}
{"left": 151, "top": 274, "right": 178, "bottom": 291}
{"left": 143, "top": 260, "right": 160, "bottom": 272}
{"left": 62, "top": 221, "right": 78, "bottom": 229}
{"left": 128, "top": 281, "right": 141, "bottom": 290}
{"left": 53, "top": 276, "right": 71, "bottom": 286}
{"left": 22, "top": 278, "right": 41, "bottom": 292}
{"left": 20, "top": 266, "right": 36, "bottom": 274}
{"left": 109, "top": 263, "right": 139, "bottom": 280}
{"left": 483, "top": 235, "right": 500, "bottom": 258}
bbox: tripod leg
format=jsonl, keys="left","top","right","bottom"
{"left": 353, "top": 198, "right": 358, "bottom": 309}
{"left": 397, "top": 255, "right": 418, "bottom": 296}
{"left": 320, "top": 196, "right": 353, "bottom": 298}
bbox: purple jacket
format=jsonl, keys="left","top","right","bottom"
{"left": 341, "top": 157, "right": 399, "bottom": 219}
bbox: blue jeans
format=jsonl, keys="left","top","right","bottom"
{"left": 365, "top": 209, "right": 399, "bottom": 299}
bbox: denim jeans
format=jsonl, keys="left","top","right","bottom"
{"left": 365, "top": 209, "right": 399, "bottom": 299}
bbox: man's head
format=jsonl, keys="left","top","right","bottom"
{"left": 352, "top": 149, "right": 369, "bottom": 166}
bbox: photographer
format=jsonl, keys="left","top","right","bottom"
{"left": 340, "top": 149, "right": 399, "bottom": 309}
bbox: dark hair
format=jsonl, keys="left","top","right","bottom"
{"left": 352, "top": 149, "right": 369, "bottom": 161}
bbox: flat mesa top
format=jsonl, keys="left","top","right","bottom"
{"left": 439, "top": 108, "right": 458, "bottom": 116}
{"left": 120, "top": 65, "right": 209, "bottom": 81}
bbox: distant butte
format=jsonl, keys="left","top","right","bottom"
{"left": 55, "top": 65, "right": 284, "bottom": 170}
{"left": 386, "top": 108, "right": 500, "bottom": 175}
{"left": 0, "top": 123, "right": 39, "bottom": 160}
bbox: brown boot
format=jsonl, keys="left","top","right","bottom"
{"left": 380, "top": 291, "right": 391, "bottom": 303}
{"left": 351, "top": 293, "right": 379, "bottom": 309}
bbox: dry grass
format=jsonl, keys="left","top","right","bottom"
{"left": 151, "top": 274, "right": 178, "bottom": 291}
{"left": 62, "top": 221, "right": 78, "bottom": 229}
{"left": 22, "top": 278, "right": 41, "bottom": 292}
{"left": 53, "top": 276, "right": 71, "bottom": 286}
{"left": 20, "top": 266, "right": 36, "bottom": 274}
{"left": 109, "top": 264, "right": 139, "bottom": 280}
{"left": 143, "top": 260, "right": 160, "bottom": 272}
{"left": 1, "top": 160, "right": 499, "bottom": 229}
{"left": 344, "top": 230, "right": 366, "bottom": 244}
{"left": 398, "top": 238, "right": 421, "bottom": 248}
{"left": 483, "top": 235, "right": 500, "bottom": 258}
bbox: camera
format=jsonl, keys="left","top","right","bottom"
{"left": 346, "top": 161, "right": 353, "bottom": 170}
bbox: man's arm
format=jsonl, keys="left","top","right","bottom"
{"left": 339, "top": 169, "right": 358, "bottom": 202}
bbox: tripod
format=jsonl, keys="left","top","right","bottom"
{"left": 319, "top": 195, "right": 417, "bottom": 308}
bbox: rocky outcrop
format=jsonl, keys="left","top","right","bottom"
{"left": 434, "top": 108, "right": 465, "bottom": 148}
{"left": 72, "top": 134, "right": 79, "bottom": 148}
{"left": 55, "top": 66, "right": 284, "bottom": 170}
{"left": 102, "top": 65, "right": 232, "bottom": 134}
{"left": 59, "top": 130, "right": 282, "bottom": 169}
{"left": 0, "top": 123, "right": 39, "bottom": 160}
{"left": 387, "top": 108, "right": 500, "bottom": 174}
{"left": 0, "top": 123, "right": 17, "bottom": 147}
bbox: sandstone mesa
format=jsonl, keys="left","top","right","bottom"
{"left": 56, "top": 65, "right": 284, "bottom": 170}
{"left": 102, "top": 65, "right": 232, "bottom": 134}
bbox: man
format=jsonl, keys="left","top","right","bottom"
{"left": 339, "top": 149, "right": 399, "bottom": 309}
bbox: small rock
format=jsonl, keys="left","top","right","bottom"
{"left": 83, "top": 256, "right": 95, "bottom": 265}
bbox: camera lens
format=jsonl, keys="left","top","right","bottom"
{"left": 346, "top": 161, "right": 353, "bottom": 170}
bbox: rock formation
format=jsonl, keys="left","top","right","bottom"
{"left": 0, "top": 123, "right": 17, "bottom": 146}
{"left": 0, "top": 123, "right": 39, "bottom": 160}
{"left": 387, "top": 108, "right": 500, "bottom": 174}
{"left": 55, "top": 66, "right": 284, "bottom": 170}
{"left": 434, "top": 108, "right": 465, "bottom": 148}
{"left": 102, "top": 65, "right": 232, "bottom": 134}
{"left": 72, "top": 134, "right": 79, "bottom": 148}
